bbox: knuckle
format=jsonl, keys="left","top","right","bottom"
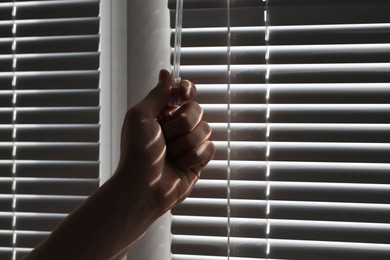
{"left": 125, "top": 106, "right": 142, "bottom": 122}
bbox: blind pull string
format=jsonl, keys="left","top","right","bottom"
{"left": 263, "top": 0, "right": 272, "bottom": 258}
{"left": 11, "top": 2, "right": 18, "bottom": 259}
{"left": 226, "top": 0, "right": 232, "bottom": 259}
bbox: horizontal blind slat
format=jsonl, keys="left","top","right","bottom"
{"left": 270, "top": 201, "right": 390, "bottom": 223}
{"left": 170, "top": 7, "right": 264, "bottom": 28}
{"left": 2, "top": 107, "right": 99, "bottom": 124}
{"left": 0, "top": 17, "right": 99, "bottom": 37}
{"left": 180, "top": 44, "right": 390, "bottom": 65}
{"left": 16, "top": 89, "right": 99, "bottom": 107}
{"left": 209, "top": 123, "right": 390, "bottom": 143}
{"left": 172, "top": 235, "right": 266, "bottom": 258}
{"left": 190, "top": 180, "right": 265, "bottom": 199}
{"left": 172, "top": 256, "right": 273, "bottom": 260}
{"left": 201, "top": 104, "right": 390, "bottom": 123}
{"left": 0, "top": 70, "right": 99, "bottom": 90}
{"left": 201, "top": 160, "right": 390, "bottom": 184}
{"left": 180, "top": 63, "right": 390, "bottom": 84}
{"left": 269, "top": 3, "right": 390, "bottom": 26}
{"left": 0, "top": 53, "right": 100, "bottom": 72}
{"left": 11, "top": 0, "right": 99, "bottom": 20}
{"left": 0, "top": 35, "right": 99, "bottom": 54}
{"left": 9, "top": 142, "right": 99, "bottom": 161}
{"left": 270, "top": 23, "right": 390, "bottom": 45}
{"left": 0, "top": 194, "right": 87, "bottom": 213}
{"left": 178, "top": 24, "right": 390, "bottom": 47}
{"left": 190, "top": 180, "right": 390, "bottom": 203}
{"left": 13, "top": 178, "right": 99, "bottom": 196}
{"left": 172, "top": 216, "right": 390, "bottom": 244}
{"left": 195, "top": 83, "right": 390, "bottom": 104}
{"left": 173, "top": 198, "right": 266, "bottom": 218}
{"left": 269, "top": 161, "right": 390, "bottom": 184}
{"left": 8, "top": 160, "right": 99, "bottom": 178}
{"left": 178, "top": 27, "right": 265, "bottom": 47}
{"left": 268, "top": 239, "right": 390, "bottom": 259}
{"left": 172, "top": 216, "right": 266, "bottom": 238}
{"left": 168, "top": 0, "right": 262, "bottom": 9}
{"left": 269, "top": 219, "right": 390, "bottom": 245}
{"left": 14, "top": 231, "right": 49, "bottom": 249}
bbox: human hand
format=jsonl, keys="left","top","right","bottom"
{"left": 116, "top": 69, "right": 215, "bottom": 216}
{"left": 21, "top": 70, "right": 214, "bottom": 260}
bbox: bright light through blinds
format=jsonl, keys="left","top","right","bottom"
{"left": 169, "top": 0, "right": 390, "bottom": 259}
{"left": 0, "top": 1, "right": 100, "bottom": 259}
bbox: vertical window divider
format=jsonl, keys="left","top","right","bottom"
{"left": 226, "top": 0, "right": 231, "bottom": 260}
{"left": 11, "top": 2, "right": 18, "bottom": 259}
{"left": 226, "top": 0, "right": 232, "bottom": 259}
{"left": 263, "top": 0, "right": 272, "bottom": 259}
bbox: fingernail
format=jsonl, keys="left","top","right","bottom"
{"left": 180, "top": 80, "right": 193, "bottom": 99}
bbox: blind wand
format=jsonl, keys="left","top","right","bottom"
{"left": 168, "top": 0, "right": 184, "bottom": 107}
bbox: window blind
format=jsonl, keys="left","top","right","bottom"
{"left": 169, "top": 0, "right": 390, "bottom": 259}
{"left": 0, "top": 0, "right": 100, "bottom": 259}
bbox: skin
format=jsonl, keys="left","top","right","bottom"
{"left": 22, "top": 69, "right": 216, "bottom": 260}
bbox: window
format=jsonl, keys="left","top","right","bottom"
{"left": 169, "top": 0, "right": 390, "bottom": 259}
{"left": 0, "top": 0, "right": 100, "bottom": 259}
{"left": 2, "top": 1, "right": 390, "bottom": 259}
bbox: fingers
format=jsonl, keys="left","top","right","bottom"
{"left": 159, "top": 79, "right": 197, "bottom": 123}
{"left": 168, "top": 79, "right": 197, "bottom": 108}
{"left": 168, "top": 121, "right": 212, "bottom": 159}
{"left": 163, "top": 94, "right": 215, "bottom": 171}
{"left": 178, "top": 79, "right": 197, "bottom": 104}
{"left": 133, "top": 68, "right": 197, "bottom": 124}
{"left": 163, "top": 101, "right": 203, "bottom": 140}
{"left": 134, "top": 69, "right": 213, "bottom": 173}
{"left": 134, "top": 69, "right": 172, "bottom": 118}
{"left": 176, "top": 140, "right": 216, "bottom": 172}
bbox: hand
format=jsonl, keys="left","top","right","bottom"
{"left": 116, "top": 69, "right": 215, "bottom": 215}
{"left": 22, "top": 70, "right": 215, "bottom": 260}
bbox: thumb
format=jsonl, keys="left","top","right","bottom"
{"left": 137, "top": 69, "right": 172, "bottom": 117}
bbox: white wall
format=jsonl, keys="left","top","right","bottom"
{"left": 100, "top": 0, "right": 171, "bottom": 258}
{"left": 127, "top": 0, "right": 171, "bottom": 106}
{"left": 99, "top": 0, "right": 128, "bottom": 184}
{"left": 126, "top": 0, "right": 172, "bottom": 259}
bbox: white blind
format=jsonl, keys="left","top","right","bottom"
{"left": 169, "top": 0, "right": 390, "bottom": 259}
{"left": 0, "top": 0, "right": 100, "bottom": 259}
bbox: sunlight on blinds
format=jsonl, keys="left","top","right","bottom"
{"left": 0, "top": 1, "right": 101, "bottom": 259}
{"left": 169, "top": 0, "right": 390, "bottom": 259}
{"left": 170, "top": 0, "right": 268, "bottom": 259}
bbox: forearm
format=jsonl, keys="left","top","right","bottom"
{"left": 23, "top": 172, "right": 161, "bottom": 260}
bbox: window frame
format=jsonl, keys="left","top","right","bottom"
{"left": 100, "top": 0, "right": 172, "bottom": 259}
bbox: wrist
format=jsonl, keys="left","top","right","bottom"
{"left": 112, "top": 167, "right": 163, "bottom": 226}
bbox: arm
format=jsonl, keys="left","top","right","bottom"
{"left": 23, "top": 69, "right": 215, "bottom": 260}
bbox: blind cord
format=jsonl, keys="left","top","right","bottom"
{"left": 11, "top": 2, "right": 18, "bottom": 259}
{"left": 263, "top": 0, "right": 272, "bottom": 259}
{"left": 226, "top": 0, "right": 232, "bottom": 259}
